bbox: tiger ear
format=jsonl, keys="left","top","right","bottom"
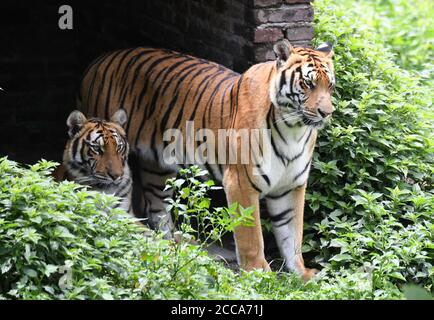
{"left": 273, "top": 39, "right": 294, "bottom": 68}
{"left": 316, "top": 42, "right": 334, "bottom": 58}
{"left": 67, "top": 110, "right": 87, "bottom": 137}
{"left": 110, "top": 108, "right": 128, "bottom": 129}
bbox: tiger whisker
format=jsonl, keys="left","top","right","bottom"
{"left": 274, "top": 112, "right": 302, "bottom": 125}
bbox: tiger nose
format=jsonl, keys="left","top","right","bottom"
{"left": 107, "top": 171, "right": 122, "bottom": 181}
{"left": 318, "top": 107, "right": 333, "bottom": 118}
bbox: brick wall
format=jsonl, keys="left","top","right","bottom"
{"left": 251, "top": 0, "right": 314, "bottom": 61}
{"left": 0, "top": 0, "right": 314, "bottom": 164}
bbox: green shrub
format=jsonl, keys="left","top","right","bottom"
{"left": 363, "top": 0, "right": 434, "bottom": 73}
{"left": 0, "top": 158, "right": 405, "bottom": 299}
{"left": 302, "top": 0, "right": 434, "bottom": 293}
{"left": 0, "top": 158, "right": 147, "bottom": 299}
{"left": 165, "top": 165, "right": 255, "bottom": 245}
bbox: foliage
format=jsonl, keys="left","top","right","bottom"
{"left": 363, "top": 0, "right": 434, "bottom": 73}
{"left": 0, "top": 158, "right": 147, "bottom": 299}
{"left": 0, "top": 158, "right": 404, "bottom": 300}
{"left": 165, "top": 165, "right": 255, "bottom": 245}
{"left": 303, "top": 0, "right": 434, "bottom": 294}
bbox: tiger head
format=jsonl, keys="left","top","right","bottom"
{"left": 270, "top": 39, "right": 335, "bottom": 127}
{"left": 63, "top": 109, "right": 130, "bottom": 188}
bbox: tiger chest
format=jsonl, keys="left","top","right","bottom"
{"left": 256, "top": 126, "right": 315, "bottom": 197}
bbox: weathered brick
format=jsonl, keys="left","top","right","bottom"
{"left": 285, "top": 26, "right": 314, "bottom": 41}
{"left": 254, "top": 5, "right": 314, "bottom": 23}
{"left": 284, "top": 0, "right": 312, "bottom": 4}
{"left": 254, "top": 46, "right": 277, "bottom": 61}
{"left": 254, "top": 28, "right": 284, "bottom": 43}
{"left": 253, "top": 0, "right": 282, "bottom": 8}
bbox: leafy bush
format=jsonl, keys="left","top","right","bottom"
{"left": 302, "top": 0, "right": 434, "bottom": 293}
{"left": 363, "top": 0, "right": 434, "bottom": 73}
{"left": 0, "top": 159, "right": 405, "bottom": 299}
{"left": 165, "top": 166, "right": 255, "bottom": 245}
{"left": 0, "top": 158, "right": 148, "bottom": 299}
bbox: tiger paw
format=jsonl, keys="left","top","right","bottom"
{"left": 242, "top": 256, "right": 271, "bottom": 272}
{"left": 301, "top": 268, "right": 319, "bottom": 282}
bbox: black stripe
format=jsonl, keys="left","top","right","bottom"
{"left": 249, "top": 128, "right": 269, "bottom": 186}
{"left": 269, "top": 107, "right": 286, "bottom": 143}
{"left": 266, "top": 188, "right": 293, "bottom": 200}
{"left": 261, "top": 174, "right": 271, "bottom": 186}
{"left": 104, "top": 48, "right": 137, "bottom": 119}
{"left": 270, "top": 208, "right": 293, "bottom": 223}
{"left": 129, "top": 53, "right": 180, "bottom": 141}
{"left": 219, "top": 81, "right": 234, "bottom": 128}
{"left": 142, "top": 55, "right": 186, "bottom": 119}
{"left": 71, "top": 137, "right": 80, "bottom": 160}
{"left": 285, "top": 128, "right": 313, "bottom": 163}
{"left": 293, "top": 160, "right": 311, "bottom": 182}
{"left": 159, "top": 62, "right": 208, "bottom": 132}
{"left": 132, "top": 54, "right": 181, "bottom": 146}
{"left": 243, "top": 166, "right": 262, "bottom": 194}
{"left": 273, "top": 113, "right": 286, "bottom": 143}
{"left": 82, "top": 51, "right": 114, "bottom": 112}
{"left": 148, "top": 208, "right": 163, "bottom": 214}
{"left": 279, "top": 69, "right": 287, "bottom": 91}
{"left": 92, "top": 50, "right": 124, "bottom": 116}
{"left": 204, "top": 75, "right": 236, "bottom": 127}
{"left": 149, "top": 126, "right": 159, "bottom": 162}
{"left": 160, "top": 91, "right": 181, "bottom": 133}
{"left": 228, "top": 78, "right": 236, "bottom": 121}
{"left": 120, "top": 54, "right": 158, "bottom": 129}
{"left": 159, "top": 62, "right": 210, "bottom": 132}
{"left": 157, "top": 59, "right": 201, "bottom": 98}
{"left": 296, "top": 127, "right": 309, "bottom": 143}
{"left": 116, "top": 183, "right": 132, "bottom": 198}
{"left": 145, "top": 56, "right": 192, "bottom": 119}
{"left": 269, "top": 129, "right": 288, "bottom": 165}
{"left": 274, "top": 216, "right": 294, "bottom": 228}
{"left": 289, "top": 66, "right": 296, "bottom": 92}
{"left": 143, "top": 186, "right": 167, "bottom": 200}
{"left": 171, "top": 66, "right": 216, "bottom": 130}
{"left": 230, "top": 75, "right": 244, "bottom": 128}
{"left": 187, "top": 70, "right": 226, "bottom": 122}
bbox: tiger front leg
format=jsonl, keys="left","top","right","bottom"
{"left": 223, "top": 167, "right": 270, "bottom": 272}
{"left": 265, "top": 185, "right": 318, "bottom": 281}
{"left": 138, "top": 165, "right": 176, "bottom": 238}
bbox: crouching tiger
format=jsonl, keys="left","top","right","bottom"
{"left": 77, "top": 39, "right": 335, "bottom": 280}
{"left": 54, "top": 109, "right": 133, "bottom": 213}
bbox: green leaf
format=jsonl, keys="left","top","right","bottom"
{"left": 23, "top": 268, "right": 38, "bottom": 278}
{"left": 329, "top": 254, "right": 353, "bottom": 262}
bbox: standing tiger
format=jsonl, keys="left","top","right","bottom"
{"left": 78, "top": 39, "right": 335, "bottom": 280}
{"left": 54, "top": 109, "right": 133, "bottom": 213}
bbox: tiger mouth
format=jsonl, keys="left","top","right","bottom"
{"left": 94, "top": 177, "right": 123, "bottom": 186}
{"left": 302, "top": 115, "right": 324, "bottom": 127}
{"left": 75, "top": 175, "right": 123, "bottom": 187}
